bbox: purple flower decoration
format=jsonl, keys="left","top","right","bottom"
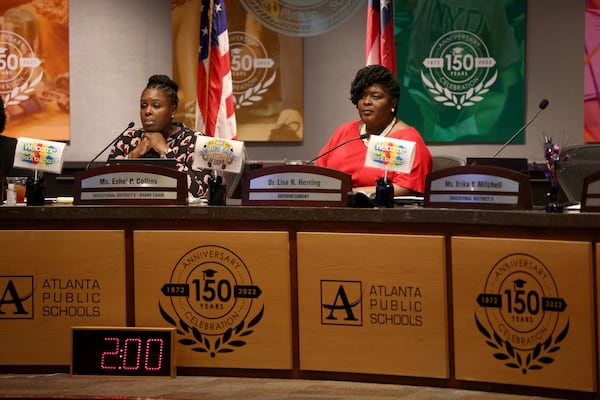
{"left": 543, "top": 137, "right": 560, "bottom": 187}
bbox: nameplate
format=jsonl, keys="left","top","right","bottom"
{"left": 424, "top": 165, "right": 532, "bottom": 210}
{"left": 242, "top": 164, "right": 352, "bottom": 207}
{"left": 74, "top": 165, "right": 188, "bottom": 205}
{"left": 581, "top": 171, "right": 600, "bottom": 212}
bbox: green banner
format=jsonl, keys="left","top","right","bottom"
{"left": 394, "top": 0, "right": 525, "bottom": 143}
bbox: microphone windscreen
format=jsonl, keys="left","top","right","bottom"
{"left": 539, "top": 99, "right": 549, "bottom": 110}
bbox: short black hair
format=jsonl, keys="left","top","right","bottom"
{"left": 0, "top": 96, "right": 5, "bottom": 133}
{"left": 349, "top": 65, "right": 400, "bottom": 106}
{"left": 145, "top": 74, "right": 179, "bottom": 107}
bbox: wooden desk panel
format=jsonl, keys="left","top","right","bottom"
{"left": 452, "top": 237, "right": 595, "bottom": 392}
{"left": 297, "top": 232, "right": 448, "bottom": 378}
{"left": 133, "top": 230, "right": 292, "bottom": 370}
{"left": 0, "top": 230, "right": 126, "bottom": 365}
{"left": 0, "top": 206, "right": 598, "bottom": 398}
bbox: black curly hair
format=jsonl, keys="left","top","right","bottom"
{"left": 0, "top": 96, "right": 5, "bottom": 133}
{"left": 349, "top": 65, "right": 400, "bottom": 106}
{"left": 145, "top": 74, "right": 179, "bottom": 107}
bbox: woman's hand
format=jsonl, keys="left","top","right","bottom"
{"left": 128, "top": 136, "right": 151, "bottom": 158}
{"left": 142, "top": 132, "right": 169, "bottom": 154}
{"left": 129, "top": 132, "right": 169, "bottom": 158}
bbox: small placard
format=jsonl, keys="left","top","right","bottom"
{"left": 71, "top": 327, "right": 175, "bottom": 377}
{"left": 365, "top": 135, "right": 415, "bottom": 174}
{"left": 242, "top": 164, "right": 351, "bottom": 207}
{"left": 424, "top": 165, "right": 532, "bottom": 210}
{"left": 73, "top": 164, "right": 188, "bottom": 205}
{"left": 193, "top": 136, "right": 245, "bottom": 173}
{"left": 13, "top": 137, "right": 66, "bottom": 174}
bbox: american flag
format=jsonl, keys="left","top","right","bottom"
{"left": 366, "top": 0, "right": 396, "bottom": 74}
{"left": 197, "top": 0, "right": 237, "bottom": 139}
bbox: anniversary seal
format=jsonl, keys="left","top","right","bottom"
{"left": 240, "top": 0, "right": 363, "bottom": 37}
{"left": 159, "top": 245, "right": 263, "bottom": 358}
{"left": 0, "top": 30, "right": 42, "bottom": 106}
{"left": 421, "top": 30, "right": 497, "bottom": 110}
{"left": 475, "top": 253, "right": 569, "bottom": 374}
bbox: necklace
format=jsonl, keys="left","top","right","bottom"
{"left": 360, "top": 117, "right": 396, "bottom": 146}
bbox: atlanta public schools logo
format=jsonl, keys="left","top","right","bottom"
{"left": 159, "top": 245, "right": 263, "bottom": 358}
{"left": 475, "top": 253, "right": 569, "bottom": 374}
{"left": 320, "top": 280, "right": 362, "bottom": 326}
{"left": 0, "top": 276, "right": 33, "bottom": 319}
{"left": 421, "top": 30, "right": 497, "bottom": 110}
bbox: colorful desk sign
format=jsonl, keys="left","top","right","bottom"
{"left": 193, "top": 136, "right": 244, "bottom": 173}
{"left": 365, "top": 135, "right": 415, "bottom": 174}
{"left": 424, "top": 165, "right": 532, "bottom": 210}
{"left": 13, "top": 137, "right": 66, "bottom": 174}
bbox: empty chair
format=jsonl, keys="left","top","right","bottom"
{"left": 557, "top": 144, "right": 600, "bottom": 203}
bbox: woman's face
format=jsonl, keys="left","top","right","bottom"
{"left": 139, "top": 88, "right": 175, "bottom": 133}
{"left": 357, "top": 83, "right": 397, "bottom": 130}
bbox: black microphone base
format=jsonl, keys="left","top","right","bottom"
{"left": 374, "top": 178, "right": 394, "bottom": 208}
{"left": 208, "top": 175, "right": 226, "bottom": 206}
{"left": 26, "top": 177, "right": 45, "bottom": 206}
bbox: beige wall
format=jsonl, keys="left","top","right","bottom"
{"left": 66, "top": 0, "right": 584, "bottom": 165}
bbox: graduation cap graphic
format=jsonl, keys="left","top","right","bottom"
{"left": 513, "top": 278, "right": 526, "bottom": 289}
{"left": 203, "top": 268, "right": 217, "bottom": 278}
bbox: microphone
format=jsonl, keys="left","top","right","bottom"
{"left": 491, "top": 99, "right": 549, "bottom": 158}
{"left": 307, "top": 133, "right": 369, "bottom": 165}
{"left": 86, "top": 122, "right": 135, "bottom": 169}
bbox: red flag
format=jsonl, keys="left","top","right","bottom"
{"left": 197, "top": 0, "right": 237, "bottom": 139}
{"left": 366, "top": 0, "right": 396, "bottom": 74}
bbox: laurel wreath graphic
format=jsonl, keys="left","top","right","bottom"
{"left": 475, "top": 313, "right": 569, "bottom": 375}
{"left": 234, "top": 72, "right": 276, "bottom": 109}
{"left": 4, "top": 72, "right": 43, "bottom": 106}
{"left": 422, "top": 70, "right": 497, "bottom": 110}
{"left": 159, "top": 301, "right": 264, "bottom": 358}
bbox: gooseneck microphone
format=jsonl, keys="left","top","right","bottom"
{"left": 491, "top": 99, "right": 549, "bottom": 158}
{"left": 307, "top": 133, "right": 369, "bottom": 165}
{"left": 86, "top": 122, "right": 135, "bottom": 169}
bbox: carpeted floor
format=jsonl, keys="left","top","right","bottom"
{"left": 0, "top": 374, "right": 571, "bottom": 400}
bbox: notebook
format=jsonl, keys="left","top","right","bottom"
{"left": 107, "top": 157, "right": 178, "bottom": 170}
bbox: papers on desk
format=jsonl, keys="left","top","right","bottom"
{"left": 394, "top": 195, "right": 424, "bottom": 206}
{"left": 565, "top": 202, "right": 581, "bottom": 211}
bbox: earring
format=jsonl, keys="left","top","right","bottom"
{"left": 391, "top": 108, "right": 395, "bottom": 113}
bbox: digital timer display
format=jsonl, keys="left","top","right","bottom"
{"left": 71, "top": 327, "right": 175, "bottom": 377}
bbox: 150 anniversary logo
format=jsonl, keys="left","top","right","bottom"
{"left": 422, "top": 30, "right": 497, "bottom": 110}
{"left": 475, "top": 253, "right": 569, "bottom": 374}
{"left": 159, "top": 245, "right": 264, "bottom": 358}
